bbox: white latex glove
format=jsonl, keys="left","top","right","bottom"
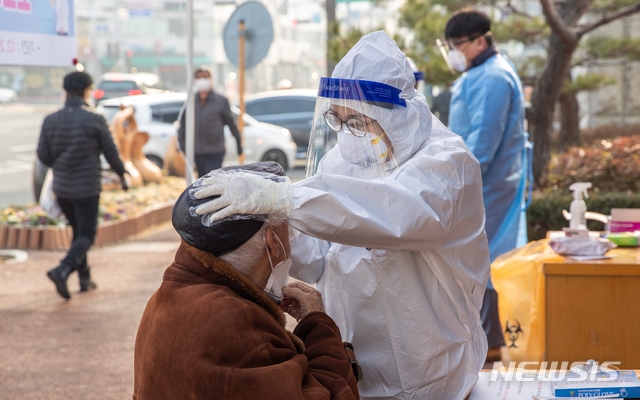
{"left": 191, "top": 170, "right": 293, "bottom": 226}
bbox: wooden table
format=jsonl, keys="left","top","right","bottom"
{"left": 544, "top": 247, "right": 640, "bottom": 369}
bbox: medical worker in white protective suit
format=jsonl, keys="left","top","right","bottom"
{"left": 189, "top": 31, "right": 490, "bottom": 399}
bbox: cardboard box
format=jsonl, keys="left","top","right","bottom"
{"left": 551, "top": 370, "right": 640, "bottom": 398}
{"left": 610, "top": 208, "right": 640, "bottom": 233}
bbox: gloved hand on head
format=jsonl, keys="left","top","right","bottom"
{"left": 191, "top": 169, "right": 293, "bottom": 226}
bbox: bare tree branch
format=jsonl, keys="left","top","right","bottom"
{"left": 576, "top": 2, "right": 640, "bottom": 38}
{"left": 571, "top": 54, "right": 599, "bottom": 68}
{"left": 539, "top": 0, "right": 577, "bottom": 46}
{"left": 499, "top": 2, "right": 535, "bottom": 19}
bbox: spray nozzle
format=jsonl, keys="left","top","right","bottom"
{"left": 569, "top": 182, "right": 592, "bottom": 200}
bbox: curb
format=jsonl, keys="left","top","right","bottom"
{"left": 0, "top": 202, "right": 174, "bottom": 251}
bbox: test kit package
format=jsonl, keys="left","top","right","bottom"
{"left": 551, "top": 370, "right": 640, "bottom": 398}
{"left": 610, "top": 208, "right": 640, "bottom": 233}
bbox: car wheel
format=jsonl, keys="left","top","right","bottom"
{"left": 261, "top": 149, "right": 288, "bottom": 170}
{"left": 146, "top": 155, "right": 163, "bottom": 168}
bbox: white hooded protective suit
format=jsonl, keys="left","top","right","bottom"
{"left": 288, "top": 31, "right": 490, "bottom": 399}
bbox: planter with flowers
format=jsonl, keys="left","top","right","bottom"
{"left": 0, "top": 176, "right": 185, "bottom": 251}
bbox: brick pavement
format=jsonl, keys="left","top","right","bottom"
{"left": 0, "top": 223, "right": 181, "bottom": 400}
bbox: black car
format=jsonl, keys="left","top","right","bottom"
{"left": 244, "top": 89, "right": 317, "bottom": 160}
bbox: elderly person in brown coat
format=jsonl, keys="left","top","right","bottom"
{"left": 133, "top": 162, "right": 360, "bottom": 400}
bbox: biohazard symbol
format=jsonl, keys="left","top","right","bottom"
{"left": 505, "top": 319, "right": 524, "bottom": 348}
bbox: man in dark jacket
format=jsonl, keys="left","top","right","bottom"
{"left": 134, "top": 162, "right": 360, "bottom": 400}
{"left": 37, "top": 71, "right": 127, "bottom": 300}
{"left": 178, "top": 66, "right": 243, "bottom": 177}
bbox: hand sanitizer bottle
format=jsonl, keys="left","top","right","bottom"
{"left": 569, "top": 182, "right": 592, "bottom": 230}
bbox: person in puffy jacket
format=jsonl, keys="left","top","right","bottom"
{"left": 37, "top": 71, "right": 127, "bottom": 300}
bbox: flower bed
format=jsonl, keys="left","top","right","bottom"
{"left": 0, "top": 176, "right": 186, "bottom": 250}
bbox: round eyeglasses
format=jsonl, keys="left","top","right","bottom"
{"left": 323, "top": 110, "right": 377, "bottom": 137}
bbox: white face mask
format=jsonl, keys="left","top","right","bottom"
{"left": 447, "top": 49, "right": 468, "bottom": 72}
{"left": 194, "top": 78, "right": 212, "bottom": 93}
{"left": 338, "top": 129, "right": 390, "bottom": 168}
{"left": 263, "top": 233, "right": 291, "bottom": 304}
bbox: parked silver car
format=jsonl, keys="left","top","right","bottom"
{"left": 97, "top": 93, "right": 297, "bottom": 170}
{"left": 244, "top": 89, "right": 317, "bottom": 160}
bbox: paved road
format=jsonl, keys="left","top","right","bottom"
{"left": 0, "top": 103, "right": 58, "bottom": 208}
{"left": 0, "top": 225, "right": 179, "bottom": 399}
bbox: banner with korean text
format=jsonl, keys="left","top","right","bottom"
{"left": 0, "top": 0, "right": 76, "bottom": 66}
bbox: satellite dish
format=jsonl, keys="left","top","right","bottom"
{"left": 223, "top": 2, "right": 274, "bottom": 70}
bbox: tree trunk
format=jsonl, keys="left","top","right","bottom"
{"left": 529, "top": 35, "right": 576, "bottom": 186}
{"left": 530, "top": 0, "right": 593, "bottom": 186}
{"left": 559, "top": 90, "right": 581, "bottom": 151}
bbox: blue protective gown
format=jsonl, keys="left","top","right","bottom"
{"left": 449, "top": 53, "right": 526, "bottom": 271}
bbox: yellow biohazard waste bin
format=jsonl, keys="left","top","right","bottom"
{"left": 491, "top": 239, "right": 564, "bottom": 363}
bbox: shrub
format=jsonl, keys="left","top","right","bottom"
{"left": 580, "top": 123, "right": 640, "bottom": 146}
{"left": 527, "top": 190, "right": 640, "bottom": 241}
{"left": 546, "top": 134, "right": 640, "bottom": 192}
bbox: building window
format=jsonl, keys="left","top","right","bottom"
{"left": 169, "top": 19, "right": 185, "bottom": 37}
{"left": 165, "top": 2, "right": 186, "bottom": 12}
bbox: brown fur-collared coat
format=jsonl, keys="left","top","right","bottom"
{"left": 133, "top": 242, "right": 360, "bottom": 400}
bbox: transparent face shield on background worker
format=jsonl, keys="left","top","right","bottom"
{"left": 306, "top": 77, "right": 408, "bottom": 178}
{"left": 435, "top": 38, "right": 457, "bottom": 73}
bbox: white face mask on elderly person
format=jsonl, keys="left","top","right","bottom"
{"left": 263, "top": 234, "right": 292, "bottom": 303}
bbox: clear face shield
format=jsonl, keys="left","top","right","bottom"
{"left": 435, "top": 38, "right": 456, "bottom": 73}
{"left": 306, "top": 77, "right": 408, "bottom": 178}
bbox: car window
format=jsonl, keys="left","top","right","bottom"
{"left": 227, "top": 106, "right": 255, "bottom": 126}
{"left": 281, "top": 99, "right": 316, "bottom": 113}
{"left": 246, "top": 100, "right": 279, "bottom": 116}
{"left": 100, "top": 105, "right": 121, "bottom": 122}
{"left": 246, "top": 97, "right": 315, "bottom": 116}
{"left": 151, "top": 102, "right": 184, "bottom": 124}
{"left": 99, "top": 81, "right": 138, "bottom": 91}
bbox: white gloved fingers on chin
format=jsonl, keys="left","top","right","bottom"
{"left": 193, "top": 197, "right": 232, "bottom": 216}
